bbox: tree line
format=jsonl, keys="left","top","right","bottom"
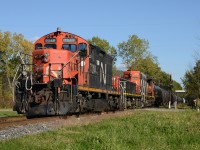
{"left": 0, "top": 31, "right": 182, "bottom": 108}
{"left": 89, "top": 35, "right": 182, "bottom": 91}
{"left": 182, "top": 58, "right": 200, "bottom": 104}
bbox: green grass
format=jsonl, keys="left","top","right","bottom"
{"left": 0, "top": 109, "right": 21, "bottom": 117}
{"left": 1, "top": 110, "right": 200, "bottom": 150}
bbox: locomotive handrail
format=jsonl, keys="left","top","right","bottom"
{"left": 64, "top": 65, "right": 78, "bottom": 103}
{"left": 12, "top": 63, "right": 36, "bottom": 86}
{"left": 20, "top": 63, "right": 36, "bottom": 68}
{"left": 12, "top": 63, "right": 36, "bottom": 103}
{"left": 48, "top": 63, "right": 64, "bottom": 79}
{"left": 60, "top": 51, "right": 80, "bottom": 71}
{"left": 48, "top": 62, "right": 77, "bottom": 80}
{"left": 47, "top": 61, "right": 78, "bottom": 103}
{"left": 119, "top": 80, "right": 127, "bottom": 109}
{"left": 20, "top": 64, "right": 35, "bottom": 91}
{"left": 25, "top": 73, "right": 33, "bottom": 91}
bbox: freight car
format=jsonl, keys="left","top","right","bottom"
{"left": 13, "top": 28, "right": 174, "bottom": 118}
{"left": 154, "top": 85, "right": 177, "bottom": 107}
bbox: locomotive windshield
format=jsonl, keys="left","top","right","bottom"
{"left": 62, "top": 44, "right": 77, "bottom": 52}
{"left": 44, "top": 44, "right": 57, "bottom": 49}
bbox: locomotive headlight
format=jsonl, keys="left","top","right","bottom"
{"left": 43, "top": 57, "right": 49, "bottom": 63}
{"left": 43, "top": 52, "right": 49, "bottom": 57}
{"left": 42, "top": 52, "right": 49, "bottom": 63}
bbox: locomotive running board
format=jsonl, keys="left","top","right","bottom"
{"left": 78, "top": 85, "right": 120, "bottom": 95}
{"left": 78, "top": 85, "right": 141, "bottom": 97}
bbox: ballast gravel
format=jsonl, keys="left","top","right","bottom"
{"left": 0, "top": 120, "right": 64, "bottom": 141}
{"left": 0, "top": 108, "right": 181, "bottom": 141}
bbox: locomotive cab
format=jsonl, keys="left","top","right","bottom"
{"left": 33, "top": 30, "right": 89, "bottom": 84}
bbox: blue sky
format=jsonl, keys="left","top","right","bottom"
{"left": 1, "top": 0, "right": 200, "bottom": 86}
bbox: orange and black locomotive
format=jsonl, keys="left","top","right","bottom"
{"left": 13, "top": 28, "right": 171, "bottom": 118}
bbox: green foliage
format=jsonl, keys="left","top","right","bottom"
{"left": 0, "top": 31, "right": 33, "bottom": 108}
{"left": 117, "top": 34, "right": 181, "bottom": 89}
{"left": 1, "top": 110, "right": 200, "bottom": 149}
{"left": 88, "top": 36, "right": 117, "bottom": 64}
{"left": 173, "top": 80, "right": 182, "bottom": 91}
{"left": 112, "top": 65, "right": 124, "bottom": 76}
{"left": 182, "top": 60, "right": 200, "bottom": 101}
{"left": 118, "top": 35, "right": 150, "bottom": 69}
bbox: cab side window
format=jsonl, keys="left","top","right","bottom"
{"left": 79, "top": 43, "right": 87, "bottom": 56}
{"left": 35, "top": 43, "right": 42, "bottom": 50}
{"left": 79, "top": 43, "right": 87, "bottom": 51}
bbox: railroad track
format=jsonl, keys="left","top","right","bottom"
{"left": 0, "top": 108, "right": 181, "bottom": 140}
{"left": 0, "top": 116, "right": 26, "bottom": 123}
{"left": 0, "top": 113, "right": 98, "bottom": 130}
{"left": 0, "top": 116, "right": 60, "bottom": 130}
{"left": 0, "top": 108, "right": 179, "bottom": 131}
{"left": 0, "top": 111, "right": 120, "bottom": 131}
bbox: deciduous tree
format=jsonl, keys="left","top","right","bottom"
{"left": 0, "top": 31, "right": 33, "bottom": 107}
{"left": 88, "top": 36, "right": 117, "bottom": 64}
{"left": 118, "top": 35, "right": 149, "bottom": 69}
{"left": 182, "top": 60, "right": 200, "bottom": 101}
{"left": 118, "top": 34, "right": 181, "bottom": 90}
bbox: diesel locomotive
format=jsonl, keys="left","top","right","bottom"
{"left": 13, "top": 28, "right": 175, "bottom": 118}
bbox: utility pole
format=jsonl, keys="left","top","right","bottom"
{"left": 168, "top": 74, "right": 173, "bottom": 109}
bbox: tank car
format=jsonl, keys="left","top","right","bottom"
{"left": 154, "top": 85, "right": 177, "bottom": 107}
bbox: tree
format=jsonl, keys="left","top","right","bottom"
{"left": 0, "top": 31, "right": 33, "bottom": 107}
{"left": 118, "top": 35, "right": 150, "bottom": 69}
{"left": 118, "top": 34, "right": 182, "bottom": 90}
{"left": 118, "top": 35, "right": 160, "bottom": 80}
{"left": 88, "top": 36, "right": 117, "bottom": 64}
{"left": 173, "top": 80, "right": 182, "bottom": 91}
{"left": 182, "top": 60, "right": 200, "bottom": 101}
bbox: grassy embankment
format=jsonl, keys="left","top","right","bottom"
{"left": 0, "top": 109, "right": 20, "bottom": 117}
{"left": 1, "top": 109, "right": 200, "bottom": 150}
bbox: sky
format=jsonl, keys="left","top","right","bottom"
{"left": 0, "top": 0, "right": 200, "bottom": 86}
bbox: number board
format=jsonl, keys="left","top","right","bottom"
{"left": 63, "top": 38, "right": 77, "bottom": 43}
{"left": 44, "top": 38, "right": 56, "bottom": 43}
